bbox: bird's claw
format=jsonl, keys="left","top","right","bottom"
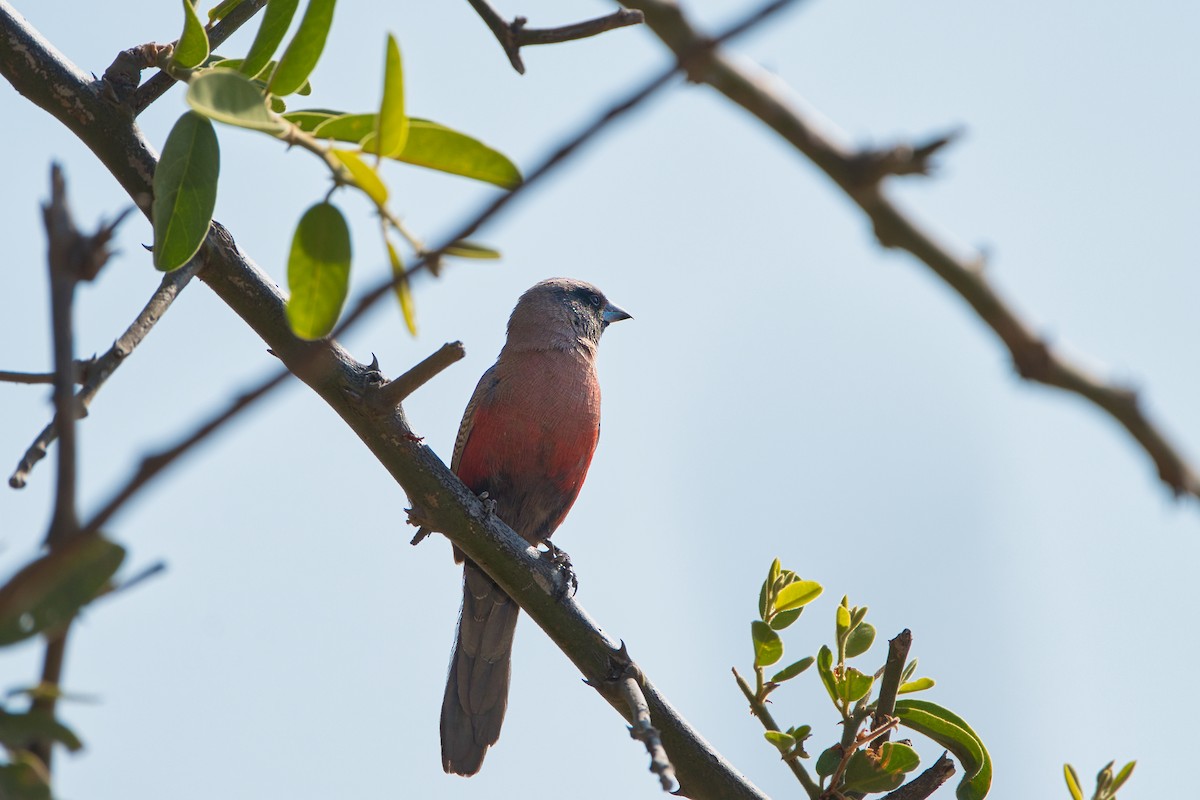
{"left": 542, "top": 541, "right": 578, "bottom": 598}
{"left": 478, "top": 491, "right": 497, "bottom": 518}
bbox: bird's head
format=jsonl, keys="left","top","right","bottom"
{"left": 505, "top": 278, "right": 631, "bottom": 352}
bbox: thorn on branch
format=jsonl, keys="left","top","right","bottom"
{"left": 466, "top": 0, "right": 644, "bottom": 74}
{"left": 847, "top": 128, "right": 963, "bottom": 187}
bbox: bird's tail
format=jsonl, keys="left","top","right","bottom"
{"left": 440, "top": 561, "right": 520, "bottom": 776}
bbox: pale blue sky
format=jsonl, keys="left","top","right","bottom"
{"left": 1, "top": 2, "right": 1197, "bottom": 798}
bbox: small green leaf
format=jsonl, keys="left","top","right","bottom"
{"left": 763, "top": 730, "right": 795, "bottom": 755}
{"left": 152, "top": 111, "right": 219, "bottom": 271}
{"left": 444, "top": 240, "right": 501, "bottom": 260}
{"left": 770, "top": 656, "right": 814, "bottom": 683}
{"left": 880, "top": 741, "right": 920, "bottom": 774}
{"left": 816, "top": 645, "right": 837, "bottom": 703}
{"left": 815, "top": 745, "right": 840, "bottom": 777}
{"left": 286, "top": 202, "right": 351, "bottom": 340}
{"left": 283, "top": 110, "right": 337, "bottom": 131}
{"left": 898, "top": 677, "right": 935, "bottom": 694}
{"left": 836, "top": 603, "right": 851, "bottom": 632}
{"left": 845, "top": 621, "right": 876, "bottom": 658}
{"left": 208, "top": 0, "right": 244, "bottom": 22}
{"left": 0, "top": 533, "right": 126, "bottom": 645}
{"left": 751, "top": 620, "right": 783, "bottom": 668}
{"left": 775, "top": 579, "right": 822, "bottom": 613}
{"left": 0, "top": 755, "right": 51, "bottom": 800}
{"left": 841, "top": 749, "right": 905, "bottom": 794}
{"left": 331, "top": 149, "right": 388, "bottom": 206}
{"left": 896, "top": 699, "right": 992, "bottom": 800}
{"left": 268, "top": 0, "right": 337, "bottom": 97}
{"left": 386, "top": 240, "right": 417, "bottom": 336}
{"left": 1064, "top": 765, "right": 1084, "bottom": 800}
{"left": 836, "top": 666, "right": 874, "bottom": 703}
{"left": 241, "top": 0, "right": 300, "bottom": 76}
{"left": 312, "top": 113, "right": 377, "bottom": 143}
{"left": 0, "top": 710, "right": 83, "bottom": 752}
{"left": 367, "top": 118, "right": 522, "bottom": 188}
{"left": 187, "top": 69, "right": 286, "bottom": 133}
{"left": 173, "top": 0, "right": 210, "bottom": 69}
{"left": 768, "top": 607, "right": 803, "bottom": 630}
{"left": 901, "top": 658, "right": 918, "bottom": 684}
{"left": 1111, "top": 761, "right": 1135, "bottom": 793}
{"left": 376, "top": 34, "right": 408, "bottom": 158}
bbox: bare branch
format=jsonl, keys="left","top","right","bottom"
{"left": 129, "top": 0, "right": 269, "bottom": 115}
{"left": 0, "top": 360, "right": 93, "bottom": 385}
{"left": 614, "top": 658, "right": 677, "bottom": 792}
{"left": 9, "top": 259, "right": 199, "bottom": 489}
{"left": 881, "top": 752, "right": 957, "bottom": 800}
{"left": 466, "top": 0, "right": 644, "bottom": 74}
{"left": 732, "top": 667, "right": 822, "bottom": 799}
{"left": 871, "top": 628, "right": 912, "bottom": 751}
{"left": 622, "top": 0, "right": 1200, "bottom": 501}
{"left": 372, "top": 341, "right": 465, "bottom": 409}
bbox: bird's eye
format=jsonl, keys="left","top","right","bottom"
{"left": 588, "top": 293, "right": 602, "bottom": 308}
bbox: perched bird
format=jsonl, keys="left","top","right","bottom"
{"left": 440, "top": 278, "right": 630, "bottom": 776}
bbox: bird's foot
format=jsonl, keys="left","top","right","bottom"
{"left": 478, "top": 491, "right": 497, "bottom": 518}
{"left": 542, "top": 541, "right": 578, "bottom": 598}
{"left": 406, "top": 506, "right": 435, "bottom": 545}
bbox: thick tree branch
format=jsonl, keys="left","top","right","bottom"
{"left": 871, "top": 628, "right": 912, "bottom": 751}
{"left": 9, "top": 260, "right": 199, "bottom": 489}
{"left": 881, "top": 753, "right": 956, "bottom": 800}
{"left": 621, "top": 0, "right": 1200, "bottom": 501}
{"left": 466, "top": 0, "right": 644, "bottom": 74}
{"left": 0, "top": 2, "right": 797, "bottom": 796}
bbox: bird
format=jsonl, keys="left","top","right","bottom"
{"left": 439, "top": 277, "right": 631, "bottom": 776}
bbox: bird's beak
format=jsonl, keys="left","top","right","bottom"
{"left": 602, "top": 302, "right": 632, "bottom": 326}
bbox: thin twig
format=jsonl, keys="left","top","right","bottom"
{"left": 372, "top": 342, "right": 465, "bottom": 409}
{"left": 733, "top": 667, "right": 821, "bottom": 799}
{"left": 130, "top": 0, "right": 269, "bottom": 115}
{"left": 466, "top": 0, "right": 643, "bottom": 74}
{"left": 10, "top": 260, "right": 200, "bottom": 489}
{"left": 623, "top": 0, "right": 1200, "bottom": 501}
{"left": 0, "top": 360, "right": 92, "bottom": 385}
{"left": 618, "top": 663, "right": 677, "bottom": 792}
{"left": 871, "top": 629, "right": 912, "bottom": 751}
{"left": 880, "top": 753, "right": 956, "bottom": 800}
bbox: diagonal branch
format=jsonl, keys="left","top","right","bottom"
{"left": 9, "top": 260, "right": 200, "bottom": 489}
{"left": 466, "top": 0, "right": 644, "bottom": 74}
{"left": 621, "top": 0, "right": 1200, "bottom": 501}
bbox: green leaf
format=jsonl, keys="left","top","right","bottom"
{"left": 751, "top": 620, "right": 783, "bottom": 668}
{"left": 283, "top": 110, "right": 337, "bottom": 131}
{"left": 173, "top": 0, "right": 210, "bottom": 69}
{"left": 285, "top": 202, "right": 352, "bottom": 340}
{"left": 763, "top": 730, "right": 795, "bottom": 755}
{"left": 775, "top": 579, "right": 822, "bottom": 613}
{"left": 312, "top": 113, "right": 377, "bottom": 143}
{"left": 844, "top": 621, "right": 876, "bottom": 658}
{"left": 0, "top": 710, "right": 83, "bottom": 752}
{"left": 0, "top": 533, "right": 126, "bottom": 645}
{"left": 376, "top": 34, "right": 408, "bottom": 158}
{"left": 386, "top": 240, "right": 417, "bottom": 336}
{"left": 268, "top": 0, "right": 337, "bottom": 97}
{"left": 0, "top": 755, "right": 51, "bottom": 800}
{"left": 367, "top": 118, "right": 522, "bottom": 188}
{"left": 152, "top": 112, "right": 219, "bottom": 271}
{"left": 331, "top": 149, "right": 388, "bottom": 206}
{"left": 836, "top": 666, "right": 874, "bottom": 704}
{"left": 896, "top": 699, "right": 992, "bottom": 800}
{"left": 208, "top": 0, "right": 243, "bottom": 22}
{"left": 187, "top": 69, "right": 286, "bottom": 133}
{"left": 880, "top": 741, "right": 921, "bottom": 774}
{"left": 241, "top": 0, "right": 300, "bottom": 76}
{"left": 444, "top": 240, "right": 501, "bottom": 260}
{"left": 901, "top": 658, "right": 918, "bottom": 684}
{"left": 1112, "top": 761, "right": 1135, "bottom": 793}
{"left": 898, "top": 677, "right": 935, "bottom": 694}
{"left": 841, "top": 749, "right": 905, "bottom": 794}
{"left": 815, "top": 745, "right": 840, "bottom": 777}
{"left": 768, "top": 607, "right": 803, "bottom": 630}
{"left": 770, "top": 656, "right": 814, "bottom": 683}
{"left": 836, "top": 603, "right": 851, "bottom": 633}
{"left": 1064, "top": 765, "right": 1084, "bottom": 800}
{"left": 816, "top": 645, "right": 837, "bottom": 703}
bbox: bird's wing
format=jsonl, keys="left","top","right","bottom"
{"left": 451, "top": 364, "right": 499, "bottom": 475}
